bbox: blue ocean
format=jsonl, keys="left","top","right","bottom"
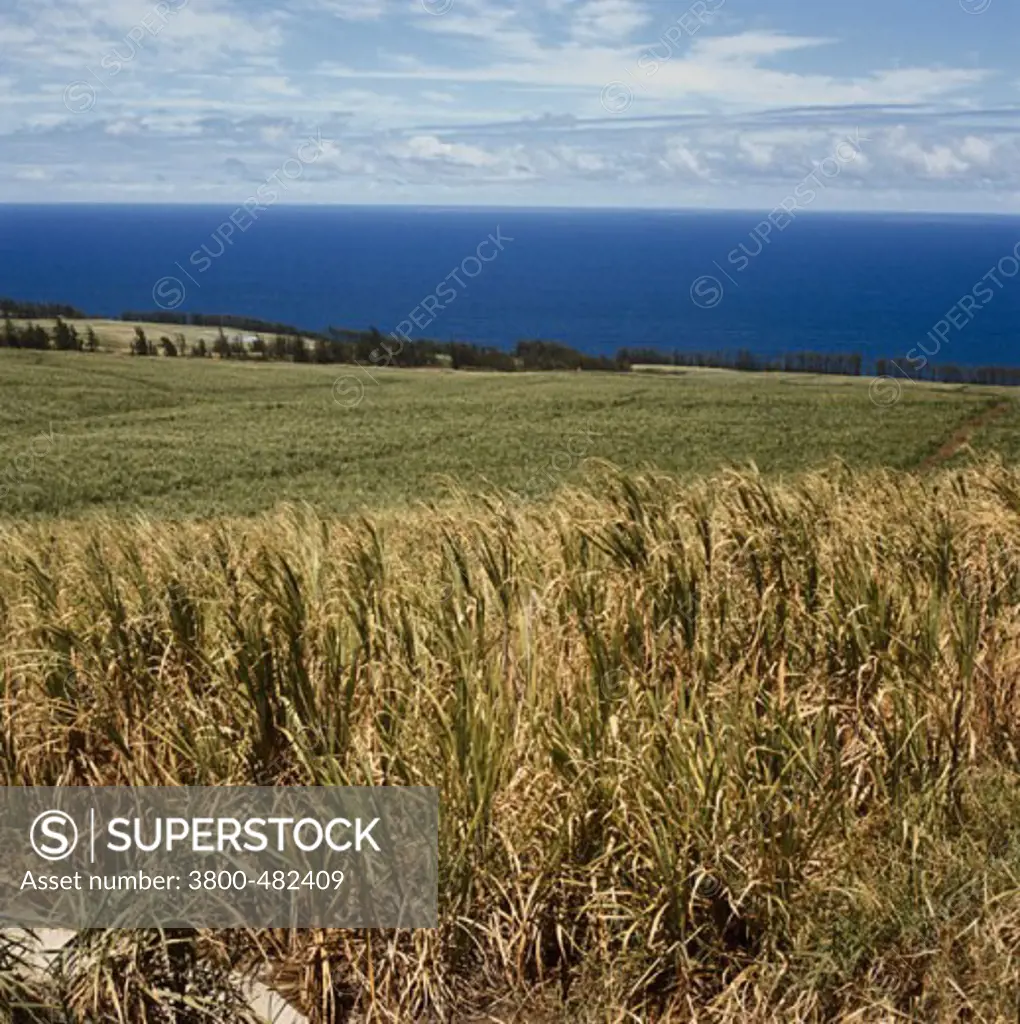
{"left": 2, "top": 204, "right": 1019, "bottom": 366}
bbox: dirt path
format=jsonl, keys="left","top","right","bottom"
{"left": 918, "top": 398, "right": 1013, "bottom": 471}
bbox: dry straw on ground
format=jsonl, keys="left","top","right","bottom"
{"left": 0, "top": 459, "right": 1018, "bottom": 1022}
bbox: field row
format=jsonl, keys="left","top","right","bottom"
{"left": 1, "top": 350, "right": 1017, "bottom": 518}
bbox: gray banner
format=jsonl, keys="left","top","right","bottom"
{"left": 0, "top": 787, "right": 437, "bottom": 928}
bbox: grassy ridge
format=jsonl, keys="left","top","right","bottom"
{"left": 7, "top": 318, "right": 321, "bottom": 356}
{"left": 1, "top": 350, "right": 1016, "bottom": 519}
{"left": 1, "top": 461, "right": 1019, "bottom": 1020}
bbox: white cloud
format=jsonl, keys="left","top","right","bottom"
{"left": 0, "top": 0, "right": 1013, "bottom": 209}
{"left": 690, "top": 30, "right": 832, "bottom": 61}
{"left": 300, "top": 0, "right": 394, "bottom": 19}
{"left": 396, "top": 133, "right": 500, "bottom": 166}
{"left": 316, "top": 31, "right": 986, "bottom": 118}
{"left": 662, "top": 138, "right": 711, "bottom": 178}
{"left": 104, "top": 119, "right": 141, "bottom": 135}
{"left": 740, "top": 138, "right": 776, "bottom": 169}
{"left": 14, "top": 167, "right": 51, "bottom": 181}
{"left": 960, "top": 134, "right": 994, "bottom": 165}
{"left": 573, "top": 0, "right": 651, "bottom": 43}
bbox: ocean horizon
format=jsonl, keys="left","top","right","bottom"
{"left": 3, "top": 203, "right": 1020, "bottom": 367}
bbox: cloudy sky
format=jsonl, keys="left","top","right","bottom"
{"left": 1, "top": 0, "right": 1018, "bottom": 210}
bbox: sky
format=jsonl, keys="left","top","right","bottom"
{"left": 1, "top": 0, "right": 1018, "bottom": 211}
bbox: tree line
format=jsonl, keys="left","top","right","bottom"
{"left": 618, "top": 347, "right": 865, "bottom": 376}
{"left": 0, "top": 309, "right": 622, "bottom": 370}
{"left": 1, "top": 316, "right": 99, "bottom": 351}
{"left": 875, "top": 358, "right": 1020, "bottom": 388}
{"left": 123, "top": 324, "right": 626, "bottom": 372}
{"left": 0, "top": 298, "right": 86, "bottom": 320}
{"left": 118, "top": 309, "right": 628, "bottom": 371}
{"left": 4, "top": 298, "right": 1020, "bottom": 385}
{"left": 120, "top": 310, "right": 306, "bottom": 336}
{"left": 621, "top": 347, "right": 1020, "bottom": 386}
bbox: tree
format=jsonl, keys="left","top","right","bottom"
{"left": 22, "top": 322, "right": 49, "bottom": 350}
{"left": 286, "top": 336, "right": 307, "bottom": 363}
{"left": 132, "top": 326, "right": 150, "bottom": 356}
{"left": 312, "top": 338, "right": 334, "bottom": 364}
{"left": 83, "top": 326, "right": 99, "bottom": 352}
{"left": 192, "top": 338, "right": 208, "bottom": 358}
{"left": 213, "top": 332, "right": 231, "bottom": 359}
{"left": 1, "top": 315, "right": 17, "bottom": 348}
{"left": 174, "top": 332, "right": 188, "bottom": 358}
{"left": 52, "top": 317, "right": 77, "bottom": 351}
{"left": 160, "top": 335, "right": 178, "bottom": 357}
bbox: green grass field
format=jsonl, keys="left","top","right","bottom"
{"left": 1, "top": 349, "right": 1017, "bottom": 519}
